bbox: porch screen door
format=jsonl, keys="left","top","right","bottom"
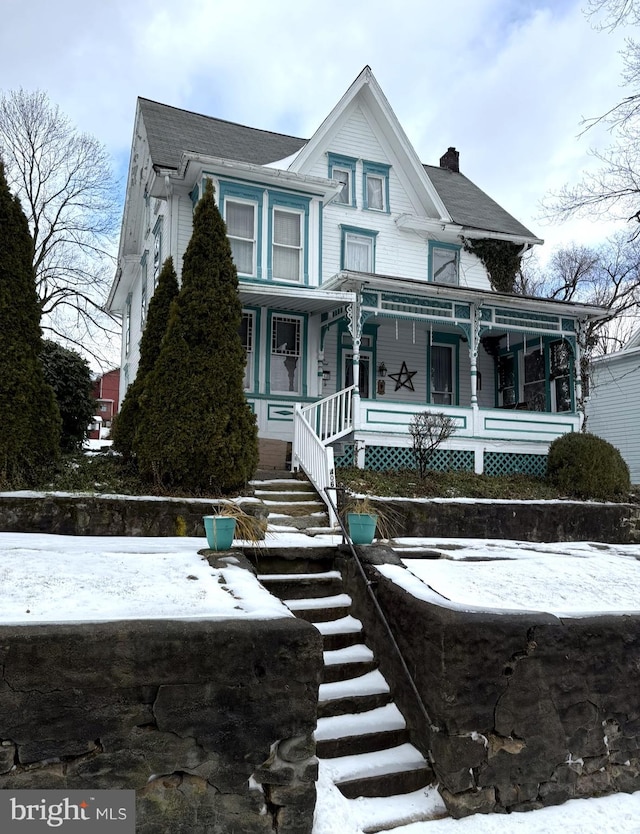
{"left": 344, "top": 354, "right": 371, "bottom": 398}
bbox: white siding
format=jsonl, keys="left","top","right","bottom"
{"left": 586, "top": 352, "right": 640, "bottom": 483}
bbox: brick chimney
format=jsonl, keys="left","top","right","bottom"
{"left": 439, "top": 147, "right": 460, "bottom": 173}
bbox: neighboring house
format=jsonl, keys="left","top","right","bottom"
{"left": 107, "top": 66, "right": 603, "bottom": 509}
{"left": 586, "top": 330, "right": 640, "bottom": 483}
{"left": 92, "top": 368, "right": 121, "bottom": 429}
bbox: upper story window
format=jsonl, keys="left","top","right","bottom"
{"left": 362, "top": 161, "right": 390, "bottom": 213}
{"left": 226, "top": 200, "right": 257, "bottom": 276}
{"left": 429, "top": 242, "right": 460, "bottom": 285}
{"left": 341, "top": 225, "right": 378, "bottom": 273}
{"left": 328, "top": 153, "right": 357, "bottom": 207}
{"left": 272, "top": 209, "right": 303, "bottom": 282}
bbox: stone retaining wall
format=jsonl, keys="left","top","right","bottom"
{"left": 340, "top": 547, "right": 640, "bottom": 819}
{"left": 0, "top": 563, "right": 322, "bottom": 833}
{"left": 368, "top": 498, "right": 640, "bottom": 543}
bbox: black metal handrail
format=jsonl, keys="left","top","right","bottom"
{"left": 324, "top": 488, "right": 436, "bottom": 736}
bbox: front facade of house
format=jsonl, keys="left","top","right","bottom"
{"left": 108, "top": 67, "right": 603, "bottom": 492}
{"left": 586, "top": 330, "right": 640, "bottom": 483}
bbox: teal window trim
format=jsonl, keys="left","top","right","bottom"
{"left": 428, "top": 240, "right": 461, "bottom": 285}
{"left": 427, "top": 331, "right": 460, "bottom": 405}
{"left": 219, "top": 181, "right": 264, "bottom": 279}
{"left": 362, "top": 160, "right": 391, "bottom": 213}
{"left": 328, "top": 152, "right": 357, "bottom": 207}
{"left": 267, "top": 192, "right": 310, "bottom": 284}
{"left": 266, "top": 310, "right": 308, "bottom": 397}
{"left": 189, "top": 183, "right": 200, "bottom": 207}
{"left": 340, "top": 225, "right": 378, "bottom": 272}
{"left": 241, "top": 306, "right": 261, "bottom": 394}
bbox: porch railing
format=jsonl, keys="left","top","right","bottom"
{"left": 292, "top": 386, "right": 356, "bottom": 525}
{"left": 300, "top": 384, "right": 355, "bottom": 444}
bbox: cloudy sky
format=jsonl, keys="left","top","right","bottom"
{"left": 0, "top": 0, "right": 632, "bottom": 257}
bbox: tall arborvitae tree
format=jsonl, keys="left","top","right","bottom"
{"left": 0, "top": 161, "right": 60, "bottom": 485}
{"left": 112, "top": 256, "right": 179, "bottom": 460}
{"left": 135, "top": 181, "right": 258, "bottom": 492}
{"left": 40, "top": 340, "right": 94, "bottom": 452}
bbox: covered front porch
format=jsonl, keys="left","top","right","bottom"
{"left": 292, "top": 273, "right": 603, "bottom": 517}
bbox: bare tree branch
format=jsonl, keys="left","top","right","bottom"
{"left": 0, "top": 89, "right": 121, "bottom": 369}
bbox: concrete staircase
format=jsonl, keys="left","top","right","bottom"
{"left": 256, "top": 555, "right": 444, "bottom": 832}
{"left": 250, "top": 470, "right": 333, "bottom": 533}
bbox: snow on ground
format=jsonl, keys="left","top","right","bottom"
{"left": 0, "top": 532, "right": 291, "bottom": 624}
{"left": 393, "top": 538, "right": 640, "bottom": 616}
{"left": 2, "top": 528, "right": 640, "bottom": 831}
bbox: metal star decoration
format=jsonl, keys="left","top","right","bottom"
{"left": 389, "top": 361, "right": 417, "bottom": 391}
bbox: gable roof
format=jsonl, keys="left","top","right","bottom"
{"left": 138, "top": 97, "right": 306, "bottom": 170}
{"left": 138, "top": 91, "right": 536, "bottom": 241}
{"left": 424, "top": 164, "right": 536, "bottom": 240}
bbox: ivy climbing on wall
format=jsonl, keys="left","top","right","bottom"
{"left": 463, "top": 238, "right": 523, "bottom": 293}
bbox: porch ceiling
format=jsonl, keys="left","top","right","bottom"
{"left": 238, "top": 282, "right": 356, "bottom": 315}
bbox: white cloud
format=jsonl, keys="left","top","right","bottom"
{"left": 1, "top": 0, "right": 634, "bottom": 258}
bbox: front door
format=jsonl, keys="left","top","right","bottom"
{"left": 344, "top": 353, "right": 372, "bottom": 398}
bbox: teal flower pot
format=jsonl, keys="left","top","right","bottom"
{"left": 203, "top": 515, "right": 236, "bottom": 550}
{"left": 347, "top": 513, "right": 378, "bottom": 545}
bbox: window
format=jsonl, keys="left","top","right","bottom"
{"left": 523, "top": 346, "right": 546, "bottom": 411}
{"left": 328, "top": 153, "right": 357, "bottom": 207}
{"left": 431, "top": 345, "right": 454, "bottom": 405}
{"left": 550, "top": 339, "right": 572, "bottom": 412}
{"left": 270, "top": 316, "right": 302, "bottom": 394}
{"left": 153, "top": 219, "right": 163, "bottom": 286}
{"left": 140, "top": 259, "right": 148, "bottom": 326}
{"left": 239, "top": 312, "right": 254, "bottom": 391}
{"left": 498, "top": 353, "right": 516, "bottom": 407}
{"left": 272, "top": 209, "right": 302, "bottom": 282}
{"left": 124, "top": 295, "right": 131, "bottom": 356}
{"left": 362, "top": 161, "right": 390, "bottom": 212}
{"left": 429, "top": 243, "right": 460, "bottom": 285}
{"left": 226, "top": 200, "right": 256, "bottom": 276}
{"left": 341, "top": 226, "right": 377, "bottom": 273}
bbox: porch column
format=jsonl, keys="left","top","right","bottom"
{"left": 469, "top": 305, "right": 482, "bottom": 407}
{"left": 575, "top": 320, "right": 586, "bottom": 427}
{"left": 347, "top": 293, "right": 363, "bottom": 432}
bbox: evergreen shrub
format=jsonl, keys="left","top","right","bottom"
{"left": 546, "top": 431, "right": 630, "bottom": 500}
{"left": 40, "top": 340, "right": 94, "bottom": 451}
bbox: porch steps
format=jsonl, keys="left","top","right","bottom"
{"left": 256, "top": 557, "right": 445, "bottom": 830}
{"left": 250, "top": 470, "right": 335, "bottom": 534}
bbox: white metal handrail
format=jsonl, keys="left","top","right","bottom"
{"left": 292, "top": 405, "right": 338, "bottom": 526}
{"left": 300, "top": 384, "right": 355, "bottom": 445}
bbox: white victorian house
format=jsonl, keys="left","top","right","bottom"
{"left": 108, "top": 67, "right": 603, "bottom": 511}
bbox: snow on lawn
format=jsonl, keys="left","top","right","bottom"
{"left": 391, "top": 538, "right": 640, "bottom": 616}
{"left": 0, "top": 532, "right": 291, "bottom": 624}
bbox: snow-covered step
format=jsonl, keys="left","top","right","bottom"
{"left": 316, "top": 703, "right": 409, "bottom": 759}
{"left": 285, "top": 593, "right": 352, "bottom": 622}
{"left": 319, "top": 669, "right": 390, "bottom": 702}
{"left": 318, "top": 669, "right": 391, "bottom": 719}
{"left": 316, "top": 703, "right": 406, "bottom": 741}
{"left": 322, "top": 643, "right": 376, "bottom": 681}
{"left": 322, "top": 743, "right": 433, "bottom": 799}
{"left": 314, "top": 614, "right": 363, "bottom": 651}
{"left": 259, "top": 570, "right": 344, "bottom": 600}
{"left": 348, "top": 784, "right": 448, "bottom": 833}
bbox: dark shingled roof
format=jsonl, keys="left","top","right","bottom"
{"left": 139, "top": 97, "right": 537, "bottom": 240}
{"left": 139, "top": 98, "right": 307, "bottom": 169}
{"left": 424, "top": 164, "right": 537, "bottom": 240}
